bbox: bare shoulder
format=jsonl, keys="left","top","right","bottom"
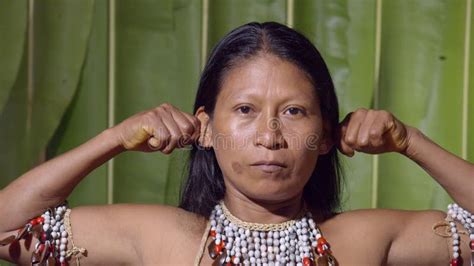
{"left": 70, "top": 203, "right": 208, "bottom": 265}
{"left": 322, "top": 208, "right": 446, "bottom": 228}
{"left": 318, "top": 209, "right": 451, "bottom": 265}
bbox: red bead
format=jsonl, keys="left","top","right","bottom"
{"left": 470, "top": 240, "right": 474, "bottom": 250}
{"left": 214, "top": 243, "right": 222, "bottom": 254}
{"left": 450, "top": 258, "right": 460, "bottom": 266}
{"left": 219, "top": 240, "right": 225, "bottom": 248}
{"left": 36, "top": 217, "right": 45, "bottom": 224}
{"left": 30, "top": 219, "right": 38, "bottom": 226}
{"left": 317, "top": 237, "right": 328, "bottom": 245}
{"left": 37, "top": 243, "right": 45, "bottom": 253}
{"left": 41, "top": 232, "right": 47, "bottom": 241}
{"left": 316, "top": 244, "right": 326, "bottom": 255}
{"left": 61, "top": 262, "right": 69, "bottom": 266}
{"left": 209, "top": 230, "right": 217, "bottom": 237}
{"left": 225, "top": 263, "right": 232, "bottom": 266}
{"left": 303, "top": 257, "right": 313, "bottom": 266}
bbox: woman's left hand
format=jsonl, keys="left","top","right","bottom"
{"left": 336, "top": 108, "right": 412, "bottom": 157}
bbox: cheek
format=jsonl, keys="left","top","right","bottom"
{"left": 231, "top": 162, "right": 244, "bottom": 175}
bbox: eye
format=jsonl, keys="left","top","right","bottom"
{"left": 285, "top": 107, "right": 305, "bottom": 116}
{"left": 237, "top": 105, "right": 252, "bottom": 114}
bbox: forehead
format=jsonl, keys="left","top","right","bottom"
{"left": 218, "top": 54, "right": 318, "bottom": 103}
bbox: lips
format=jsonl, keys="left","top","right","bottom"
{"left": 251, "top": 160, "right": 287, "bottom": 167}
{"left": 250, "top": 160, "right": 287, "bottom": 173}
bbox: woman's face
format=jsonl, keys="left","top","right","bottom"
{"left": 208, "top": 54, "right": 329, "bottom": 203}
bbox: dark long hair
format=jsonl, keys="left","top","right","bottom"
{"left": 179, "top": 22, "right": 342, "bottom": 220}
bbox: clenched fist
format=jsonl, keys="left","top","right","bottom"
{"left": 337, "top": 108, "right": 412, "bottom": 157}
{"left": 110, "top": 103, "right": 201, "bottom": 154}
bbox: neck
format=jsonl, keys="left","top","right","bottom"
{"left": 223, "top": 189, "right": 305, "bottom": 224}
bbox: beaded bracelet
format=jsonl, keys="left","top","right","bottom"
{"left": 0, "top": 201, "right": 70, "bottom": 265}
{"left": 446, "top": 203, "right": 474, "bottom": 266}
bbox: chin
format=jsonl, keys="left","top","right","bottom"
{"left": 243, "top": 180, "right": 302, "bottom": 203}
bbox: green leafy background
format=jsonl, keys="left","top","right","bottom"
{"left": 1, "top": 1, "right": 473, "bottom": 263}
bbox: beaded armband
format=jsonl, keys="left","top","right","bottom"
{"left": 446, "top": 204, "right": 474, "bottom": 266}
{"left": 0, "top": 201, "right": 86, "bottom": 266}
{"left": 433, "top": 204, "right": 474, "bottom": 266}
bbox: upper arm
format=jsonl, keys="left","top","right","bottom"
{"left": 387, "top": 210, "right": 471, "bottom": 265}
{"left": 0, "top": 204, "right": 145, "bottom": 265}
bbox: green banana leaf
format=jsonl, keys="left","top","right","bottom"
{"left": 0, "top": 0, "right": 27, "bottom": 115}
{"left": 46, "top": 0, "right": 108, "bottom": 207}
{"left": 0, "top": 0, "right": 94, "bottom": 188}
{"left": 377, "top": 0, "right": 466, "bottom": 210}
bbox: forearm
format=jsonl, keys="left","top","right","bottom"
{"left": 0, "top": 128, "right": 124, "bottom": 232}
{"left": 402, "top": 127, "right": 474, "bottom": 212}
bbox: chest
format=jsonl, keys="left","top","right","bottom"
{"left": 139, "top": 223, "right": 391, "bottom": 265}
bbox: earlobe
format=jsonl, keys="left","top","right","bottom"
{"left": 319, "top": 139, "right": 334, "bottom": 155}
{"left": 195, "top": 106, "right": 213, "bottom": 148}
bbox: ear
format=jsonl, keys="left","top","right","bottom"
{"left": 319, "top": 119, "right": 334, "bottom": 155}
{"left": 195, "top": 106, "right": 213, "bottom": 148}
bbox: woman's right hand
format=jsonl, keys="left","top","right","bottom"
{"left": 110, "top": 103, "right": 201, "bottom": 154}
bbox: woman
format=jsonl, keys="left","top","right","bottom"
{"left": 0, "top": 22, "right": 472, "bottom": 266}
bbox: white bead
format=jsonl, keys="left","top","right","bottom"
{"left": 59, "top": 257, "right": 65, "bottom": 263}
{"left": 61, "top": 238, "right": 68, "bottom": 244}
{"left": 453, "top": 252, "right": 459, "bottom": 258}
{"left": 60, "top": 244, "right": 66, "bottom": 251}
{"left": 51, "top": 232, "right": 57, "bottom": 238}
{"left": 42, "top": 224, "right": 50, "bottom": 232}
{"left": 255, "top": 250, "right": 260, "bottom": 258}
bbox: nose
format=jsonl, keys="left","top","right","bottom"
{"left": 255, "top": 116, "right": 286, "bottom": 149}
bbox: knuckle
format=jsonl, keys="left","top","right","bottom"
{"left": 161, "top": 102, "right": 172, "bottom": 109}
{"left": 354, "top": 107, "right": 368, "bottom": 114}
{"left": 369, "top": 129, "right": 379, "bottom": 137}
{"left": 181, "top": 123, "right": 193, "bottom": 134}
{"left": 380, "top": 110, "right": 392, "bottom": 119}
{"left": 345, "top": 136, "right": 355, "bottom": 145}
{"left": 358, "top": 139, "right": 369, "bottom": 147}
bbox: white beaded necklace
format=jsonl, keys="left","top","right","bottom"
{"left": 207, "top": 201, "right": 336, "bottom": 266}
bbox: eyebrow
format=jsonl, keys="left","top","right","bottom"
{"left": 228, "top": 90, "right": 317, "bottom": 104}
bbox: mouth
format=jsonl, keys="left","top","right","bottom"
{"left": 250, "top": 160, "right": 287, "bottom": 173}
